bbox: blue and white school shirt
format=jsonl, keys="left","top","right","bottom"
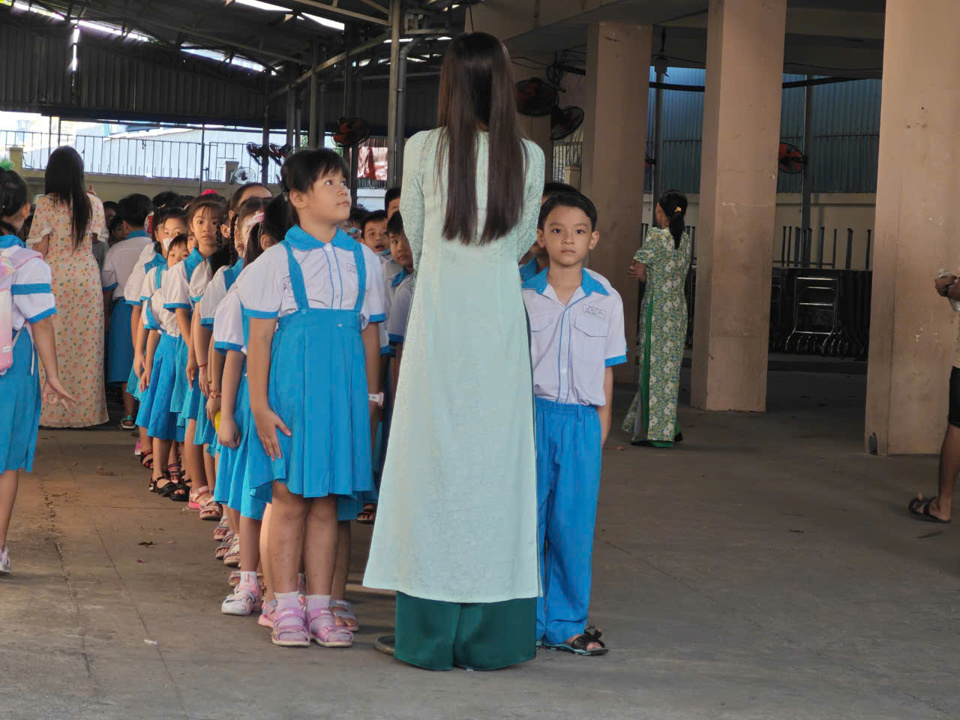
{"left": 163, "top": 249, "right": 213, "bottom": 311}
{"left": 1, "top": 236, "right": 56, "bottom": 332}
{"left": 141, "top": 267, "right": 180, "bottom": 338}
{"left": 123, "top": 243, "right": 163, "bottom": 307}
{"left": 198, "top": 261, "right": 243, "bottom": 329}
{"left": 101, "top": 231, "right": 151, "bottom": 302}
{"left": 521, "top": 268, "right": 627, "bottom": 408}
{"left": 212, "top": 288, "right": 245, "bottom": 355}
{"left": 237, "top": 226, "right": 387, "bottom": 329}
{"left": 519, "top": 256, "right": 541, "bottom": 283}
{"left": 387, "top": 273, "right": 415, "bottom": 345}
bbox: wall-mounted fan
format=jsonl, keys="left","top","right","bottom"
{"left": 268, "top": 143, "right": 293, "bottom": 165}
{"left": 516, "top": 77, "right": 559, "bottom": 117}
{"left": 229, "top": 167, "right": 251, "bottom": 185}
{"left": 550, "top": 106, "right": 584, "bottom": 141}
{"left": 334, "top": 117, "right": 371, "bottom": 147}
{"left": 778, "top": 142, "right": 806, "bottom": 174}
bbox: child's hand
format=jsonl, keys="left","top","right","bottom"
{"left": 133, "top": 353, "right": 144, "bottom": 379}
{"left": 199, "top": 368, "right": 211, "bottom": 397}
{"left": 140, "top": 362, "right": 152, "bottom": 392}
{"left": 253, "top": 407, "right": 291, "bottom": 460}
{"left": 936, "top": 275, "right": 956, "bottom": 296}
{"left": 628, "top": 261, "right": 647, "bottom": 282}
{"left": 218, "top": 414, "right": 241, "bottom": 450}
{"left": 206, "top": 395, "right": 221, "bottom": 424}
{"left": 42, "top": 376, "right": 77, "bottom": 410}
{"left": 186, "top": 356, "right": 198, "bottom": 384}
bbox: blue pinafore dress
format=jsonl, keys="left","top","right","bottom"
{"left": 197, "top": 262, "right": 244, "bottom": 455}
{"left": 172, "top": 250, "right": 206, "bottom": 427}
{"left": 135, "top": 266, "right": 184, "bottom": 442}
{"left": 246, "top": 239, "right": 374, "bottom": 508}
{"left": 127, "top": 253, "right": 164, "bottom": 402}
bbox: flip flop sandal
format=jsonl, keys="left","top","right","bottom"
{"left": 543, "top": 627, "right": 609, "bottom": 657}
{"left": 308, "top": 608, "right": 354, "bottom": 648}
{"left": 330, "top": 600, "right": 360, "bottom": 632}
{"left": 908, "top": 497, "right": 951, "bottom": 524}
{"left": 271, "top": 606, "right": 310, "bottom": 648}
{"left": 120, "top": 415, "right": 137, "bottom": 431}
{"left": 199, "top": 500, "right": 223, "bottom": 522}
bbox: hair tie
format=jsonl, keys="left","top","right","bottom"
{"left": 282, "top": 191, "right": 289, "bottom": 202}
{"left": 144, "top": 211, "right": 154, "bottom": 235}
{"left": 674, "top": 206, "right": 682, "bottom": 214}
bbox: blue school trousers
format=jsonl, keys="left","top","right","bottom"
{"left": 534, "top": 396, "right": 602, "bottom": 645}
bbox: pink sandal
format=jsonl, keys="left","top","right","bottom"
{"left": 259, "top": 600, "right": 276, "bottom": 628}
{"left": 189, "top": 485, "right": 211, "bottom": 511}
{"left": 271, "top": 606, "right": 310, "bottom": 647}
{"left": 308, "top": 608, "right": 354, "bottom": 648}
{"left": 213, "top": 517, "right": 230, "bottom": 542}
{"left": 199, "top": 498, "right": 222, "bottom": 522}
{"left": 215, "top": 532, "right": 234, "bottom": 560}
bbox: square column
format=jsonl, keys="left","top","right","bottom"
{"left": 691, "top": 0, "right": 787, "bottom": 412}
{"left": 581, "top": 22, "right": 652, "bottom": 382}
{"left": 865, "top": 0, "right": 960, "bottom": 455}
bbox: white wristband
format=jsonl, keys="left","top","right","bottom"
{"left": 368, "top": 392, "right": 384, "bottom": 407}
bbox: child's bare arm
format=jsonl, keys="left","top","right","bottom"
{"left": 599, "top": 367, "right": 614, "bottom": 447}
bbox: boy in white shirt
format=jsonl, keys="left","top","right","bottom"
{"left": 521, "top": 191, "right": 627, "bottom": 657}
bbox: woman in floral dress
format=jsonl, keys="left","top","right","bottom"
{"left": 623, "top": 190, "right": 691, "bottom": 448}
{"left": 28, "top": 147, "right": 109, "bottom": 428}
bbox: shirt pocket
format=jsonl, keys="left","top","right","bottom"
{"left": 571, "top": 313, "right": 606, "bottom": 401}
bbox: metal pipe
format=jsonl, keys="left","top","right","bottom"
{"left": 198, "top": 124, "right": 206, "bottom": 193}
{"left": 261, "top": 105, "right": 270, "bottom": 185}
{"left": 385, "top": 0, "right": 402, "bottom": 188}
{"left": 309, "top": 41, "right": 319, "bottom": 148}
{"left": 395, "top": 37, "right": 422, "bottom": 185}
{"left": 286, "top": 83, "right": 295, "bottom": 149}
{"left": 800, "top": 76, "right": 814, "bottom": 267}
{"left": 651, "top": 69, "right": 664, "bottom": 225}
{"left": 318, "top": 81, "right": 328, "bottom": 149}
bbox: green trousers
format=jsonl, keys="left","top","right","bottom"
{"left": 394, "top": 592, "right": 537, "bottom": 671}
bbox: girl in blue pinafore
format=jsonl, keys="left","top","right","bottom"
{"left": 213, "top": 200, "right": 278, "bottom": 618}
{"left": 239, "top": 149, "right": 386, "bottom": 649}
{"left": 0, "top": 168, "right": 75, "bottom": 576}
{"left": 137, "top": 234, "right": 191, "bottom": 500}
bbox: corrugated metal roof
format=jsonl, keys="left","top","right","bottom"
{"left": 0, "top": 22, "right": 71, "bottom": 111}
{"left": 643, "top": 68, "right": 881, "bottom": 194}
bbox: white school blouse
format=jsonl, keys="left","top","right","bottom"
{"left": 101, "top": 233, "right": 152, "bottom": 302}
{"left": 521, "top": 268, "right": 627, "bottom": 407}
{"left": 141, "top": 267, "right": 180, "bottom": 338}
{"left": 238, "top": 232, "right": 386, "bottom": 328}
{"left": 123, "top": 244, "right": 160, "bottom": 306}
{"left": 163, "top": 250, "right": 213, "bottom": 311}
{"left": 212, "top": 288, "right": 245, "bottom": 355}
{"left": 5, "top": 247, "right": 56, "bottom": 332}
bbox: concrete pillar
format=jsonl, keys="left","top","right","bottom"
{"left": 580, "top": 22, "right": 652, "bottom": 382}
{"left": 691, "top": 0, "right": 787, "bottom": 412}
{"left": 865, "top": 0, "right": 960, "bottom": 455}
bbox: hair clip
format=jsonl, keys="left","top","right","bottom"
{"left": 282, "top": 191, "right": 289, "bottom": 201}
{"left": 675, "top": 206, "right": 682, "bottom": 213}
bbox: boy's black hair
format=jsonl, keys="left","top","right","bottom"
{"left": 538, "top": 191, "right": 598, "bottom": 231}
{"left": 102, "top": 200, "right": 120, "bottom": 213}
{"left": 108, "top": 213, "right": 124, "bottom": 235}
{"left": 363, "top": 209, "right": 388, "bottom": 234}
{"left": 167, "top": 232, "right": 189, "bottom": 253}
{"left": 349, "top": 206, "right": 368, "bottom": 226}
{"left": 542, "top": 182, "right": 578, "bottom": 200}
{"left": 152, "top": 191, "right": 182, "bottom": 210}
{"left": 0, "top": 168, "right": 29, "bottom": 237}
{"left": 118, "top": 193, "right": 154, "bottom": 227}
{"left": 384, "top": 186, "right": 401, "bottom": 210}
{"left": 386, "top": 211, "right": 404, "bottom": 237}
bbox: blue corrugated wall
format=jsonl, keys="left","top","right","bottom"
{"left": 644, "top": 68, "right": 881, "bottom": 194}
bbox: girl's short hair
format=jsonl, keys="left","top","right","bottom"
{"left": 279, "top": 149, "right": 349, "bottom": 226}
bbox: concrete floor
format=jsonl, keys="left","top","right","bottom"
{"left": 2, "top": 370, "right": 959, "bottom": 720}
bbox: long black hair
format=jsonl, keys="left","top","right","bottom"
{"left": 437, "top": 32, "right": 526, "bottom": 245}
{"left": 0, "top": 168, "right": 29, "bottom": 236}
{"left": 45, "top": 146, "right": 92, "bottom": 250}
{"left": 236, "top": 197, "right": 271, "bottom": 266}
{"left": 274, "top": 148, "right": 348, "bottom": 228}
{"left": 658, "top": 189, "right": 688, "bottom": 250}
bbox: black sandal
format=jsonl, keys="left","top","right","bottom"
{"left": 908, "top": 497, "right": 951, "bottom": 524}
{"left": 543, "top": 627, "right": 609, "bottom": 656}
{"left": 156, "top": 477, "right": 189, "bottom": 502}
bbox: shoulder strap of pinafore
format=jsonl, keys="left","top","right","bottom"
{"left": 350, "top": 243, "right": 366, "bottom": 313}
{"left": 282, "top": 241, "right": 309, "bottom": 312}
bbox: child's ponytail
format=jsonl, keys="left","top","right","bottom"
{"left": 0, "top": 168, "right": 28, "bottom": 237}
{"left": 658, "top": 189, "right": 688, "bottom": 250}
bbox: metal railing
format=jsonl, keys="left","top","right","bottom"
{"left": 2, "top": 130, "right": 268, "bottom": 183}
